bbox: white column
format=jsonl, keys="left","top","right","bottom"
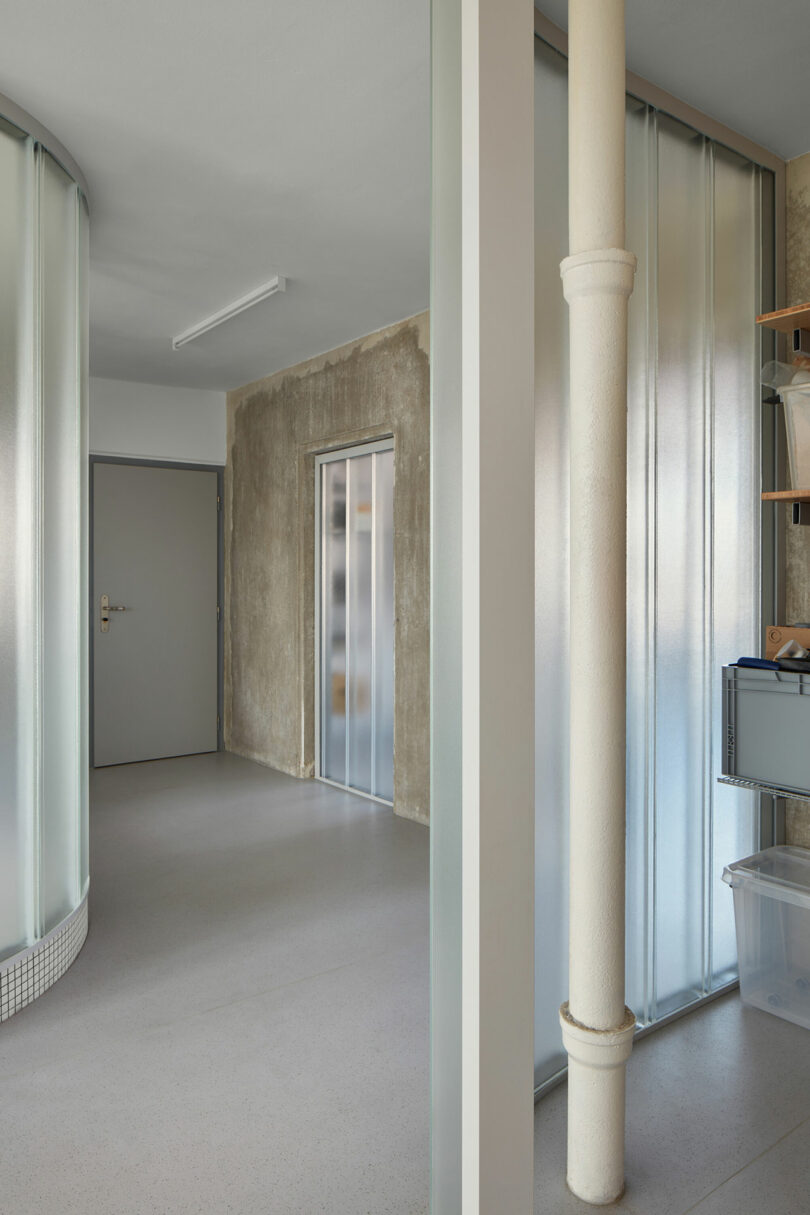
{"left": 560, "top": 0, "right": 637, "bottom": 1205}
{"left": 431, "top": 0, "right": 535, "bottom": 1210}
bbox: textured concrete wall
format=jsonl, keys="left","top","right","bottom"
{"left": 224, "top": 314, "right": 430, "bottom": 823}
{"left": 783, "top": 153, "right": 810, "bottom": 843}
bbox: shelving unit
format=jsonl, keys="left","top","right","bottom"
{"left": 718, "top": 775, "right": 810, "bottom": 805}
{"left": 717, "top": 304, "right": 810, "bottom": 800}
{"left": 757, "top": 305, "right": 810, "bottom": 519}
{"left": 761, "top": 489, "right": 810, "bottom": 501}
{"left": 756, "top": 303, "right": 810, "bottom": 333}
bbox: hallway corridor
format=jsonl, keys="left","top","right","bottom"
{"left": 0, "top": 754, "right": 429, "bottom": 1213}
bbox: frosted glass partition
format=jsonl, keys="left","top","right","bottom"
{"left": 40, "top": 153, "right": 86, "bottom": 934}
{"left": 373, "top": 451, "right": 395, "bottom": 797}
{"left": 534, "top": 38, "right": 767, "bottom": 1088}
{"left": 318, "top": 443, "right": 395, "bottom": 802}
{"left": 0, "top": 118, "right": 36, "bottom": 961}
{"left": 348, "top": 453, "right": 375, "bottom": 789}
{"left": 321, "top": 460, "right": 348, "bottom": 786}
{"left": 0, "top": 102, "right": 88, "bottom": 994}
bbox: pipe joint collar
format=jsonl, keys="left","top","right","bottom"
{"left": 560, "top": 248, "right": 636, "bottom": 302}
{"left": 560, "top": 1002, "right": 636, "bottom": 1070}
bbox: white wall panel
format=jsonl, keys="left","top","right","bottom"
{"left": 89, "top": 376, "right": 226, "bottom": 466}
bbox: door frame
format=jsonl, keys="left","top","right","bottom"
{"left": 313, "top": 437, "right": 395, "bottom": 805}
{"left": 89, "top": 455, "right": 225, "bottom": 767}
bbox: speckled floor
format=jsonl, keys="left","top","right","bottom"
{"left": 0, "top": 753, "right": 430, "bottom": 1214}
{"left": 5, "top": 753, "right": 809, "bottom": 1213}
{"left": 535, "top": 992, "right": 810, "bottom": 1214}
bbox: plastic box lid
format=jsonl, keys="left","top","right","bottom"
{"left": 722, "top": 845, "right": 810, "bottom": 908}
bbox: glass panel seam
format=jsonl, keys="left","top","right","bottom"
{"left": 32, "top": 143, "right": 43, "bottom": 941}
{"left": 702, "top": 139, "right": 716, "bottom": 997}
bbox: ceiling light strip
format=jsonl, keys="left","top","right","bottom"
{"left": 172, "top": 274, "right": 287, "bottom": 350}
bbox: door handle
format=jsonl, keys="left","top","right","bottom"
{"left": 100, "top": 593, "right": 128, "bottom": 632}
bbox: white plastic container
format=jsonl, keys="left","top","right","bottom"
{"left": 723, "top": 846, "right": 810, "bottom": 1029}
{"left": 781, "top": 382, "right": 810, "bottom": 489}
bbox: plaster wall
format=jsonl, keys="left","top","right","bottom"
{"left": 782, "top": 151, "right": 810, "bottom": 846}
{"left": 90, "top": 377, "right": 226, "bottom": 465}
{"left": 224, "top": 314, "right": 430, "bottom": 823}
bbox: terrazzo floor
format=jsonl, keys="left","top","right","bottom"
{"left": 3, "top": 752, "right": 809, "bottom": 1213}
{"left": 535, "top": 989, "right": 810, "bottom": 1213}
{"left": 0, "top": 753, "right": 430, "bottom": 1213}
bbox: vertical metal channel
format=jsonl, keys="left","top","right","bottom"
{"left": 370, "top": 452, "right": 378, "bottom": 798}
{"left": 701, "top": 139, "right": 716, "bottom": 997}
{"left": 645, "top": 104, "right": 659, "bottom": 1026}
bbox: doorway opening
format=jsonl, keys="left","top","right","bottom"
{"left": 315, "top": 439, "right": 395, "bottom": 805}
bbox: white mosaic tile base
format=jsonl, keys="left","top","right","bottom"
{"left": 0, "top": 898, "right": 88, "bottom": 1023}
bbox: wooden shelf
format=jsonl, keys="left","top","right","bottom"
{"left": 757, "top": 303, "right": 810, "bottom": 333}
{"left": 762, "top": 490, "right": 810, "bottom": 501}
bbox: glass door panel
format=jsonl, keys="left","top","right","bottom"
{"left": 321, "top": 460, "right": 347, "bottom": 787}
{"left": 318, "top": 443, "right": 394, "bottom": 803}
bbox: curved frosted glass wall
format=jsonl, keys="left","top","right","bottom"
{"left": 534, "top": 38, "right": 769, "bottom": 1089}
{"left": 0, "top": 103, "right": 88, "bottom": 1016}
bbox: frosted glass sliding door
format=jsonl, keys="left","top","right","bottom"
{"left": 0, "top": 108, "right": 88, "bottom": 973}
{"left": 534, "top": 37, "right": 768, "bottom": 1088}
{"left": 317, "top": 442, "right": 395, "bottom": 802}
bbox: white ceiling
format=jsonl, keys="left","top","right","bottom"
{"left": 0, "top": 2, "right": 806, "bottom": 391}
{"left": 538, "top": 1, "right": 810, "bottom": 164}
{"left": 0, "top": 1, "right": 430, "bottom": 390}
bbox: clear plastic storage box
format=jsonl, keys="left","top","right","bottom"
{"left": 782, "top": 382, "right": 810, "bottom": 489}
{"left": 723, "top": 846, "right": 810, "bottom": 1029}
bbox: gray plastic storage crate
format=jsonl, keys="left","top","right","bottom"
{"left": 722, "top": 665, "right": 810, "bottom": 798}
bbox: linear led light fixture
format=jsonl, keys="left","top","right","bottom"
{"left": 172, "top": 274, "right": 287, "bottom": 350}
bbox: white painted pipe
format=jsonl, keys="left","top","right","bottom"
{"left": 561, "top": 0, "right": 637, "bottom": 1204}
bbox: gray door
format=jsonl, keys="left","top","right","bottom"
{"left": 93, "top": 462, "right": 219, "bottom": 766}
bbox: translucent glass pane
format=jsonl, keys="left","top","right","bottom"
{"left": 372, "top": 450, "right": 394, "bottom": 801}
{"left": 0, "top": 123, "right": 35, "bottom": 960}
{"left": 652, "top": 117, "right": 709, "bottom": 1014}
{"left": 710, "top": 148, "right": 760, "bottom": 986}
{"left": 347, "top": 454, "right": 374, "bottom": 794}
{"left": 624, "top": 99, "right": 655, "bottom": 1024}
{"left": 39, "top": 150, "right": 81, "bottom": 934}
{"left": 534, "top": 39, "right": 767, "bottom": 1065}
{"left": 321, "top": 461, "right": 347, "bottom": 785}
{"left": 533, "top": 38, "right": 570, "bottom": 1088}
